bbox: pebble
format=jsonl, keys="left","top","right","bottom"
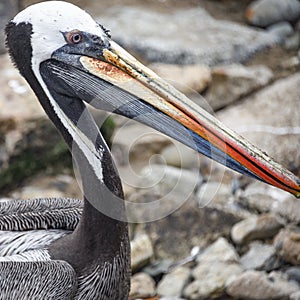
{"left": 99, "top": 6, "right": 277, "bottom": 65}
{"left": 274, "top": 228, "right": 300, "bottom": 265}
{"left": 139, "top": 164, "right": 202, "bottom": 200}
{"left": 284, "top": 32, "right": 300, "bottom": 50}
{"left": 272, "top": 196, "right": 300, "bottom": 223}
{"left": 197, "top": 237, "right": 240, "bottom": 264}
{"left": 245, "top": 0, "right": 300, "bottom": 27}
{"left": 131, "top": 234, "right": 154, "bottom": 271}
{"left": 240, "top": 181, "right": 288, "bottom": 213}
{"left": 148, "top": 63, "right": 211, "bottom": 94}
{"left": 207, "top": 64, "right": 274, "bottom": 110}
{"left": 111, "top": 120, "right": 171, "bottom": 168}
{"left": 286, "top": 266, "right": 300, "bottom": 284}
{"left": 226, "top": 270, "right": 299, "bottom": 299}
{"left": 184, "top": 260, "right": 243, "bottom": 299}
{"left": 137, "top": 199, "right": 240, "bottom": 261}
{"left": 231, "top": 213, "right": 284, "bottom": 244}
{"left": 129, "top": 272, "right": 156, "bottom": 299}
{"left": 267, "top": 21, "right": 294, "bottom": 41}
{"left": 184, "top": 238, "right": 242, "bottom": 299}
{"left": 157, "top": 266, "right": 190, "bottom": 297}
{"left": 290, "top": 291, "right": 300, "bottom": 300}
{"left": 196, "top": 182, "right": 233, "bottom": 208}
{"left": 159, "top": 142, "right": 201, "bottom": 169}
{"left": 240, "top": 242, "right": 275, "bottom": 270}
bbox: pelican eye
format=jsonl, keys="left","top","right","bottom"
{"left": 65, "top": 30, "right": 83, "bottom": 44}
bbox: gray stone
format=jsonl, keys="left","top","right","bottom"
{"left": 131, "top": 233, "right": 154, "bottom": 271}
{"left": 197, "top": 237, "right": 240, "bottom": 264}
{"left": 217, "top": 73, "right": 300, "bottom": 173}
{"left": 284, "top": 32, "right": 300, "bottom": 51}
{"left": 273, "top": 196, "right": 300, "bottom": 223}
{"left": 148, "top": 63, "right": 211, "bottom": 94}
{"left": 226, "top": 270, "right": 299, "bottom": 299}
{"left": 143, "top": 259, "right": 173, "bottom": 278}
{"left": 231, "top": 214, "right": 284, "bottom": 245}
{"left": 10, "top": 174, "right": 81, "bottom": 200}
{"left": 138, "top": 164, "right": 202, "bottom": 201}
{"left": 286, "top": 266, "right": 300, "bottom": 284}
{"left": 139, "top": 199, "right": 241, "bottom": 261}
{"left": 111, "top": 120, "right": 171, "bottom": 166}
{"left": 0, "top": 54, "right": 44, "bottom": 123}
{"left": 196, "top": 181, "right": 252, "bottom": 219}
{"left": 157, "top": 266, "right": 191, "bottom": 297}
{"left": 267, "top": 22, "right": 294, "bottom": 40}
{"left": 0, "top": 0, "right": 19, "bottom": 54}
{"left": 196, "top": 182, "right": 232, "bottom": 208}
{"left": 240, "top": 242, "right": 275, "bottom": 270}
{"left": 241, "top": 181, "right": 288, "bottom": 213}
{"left": 129, "top": 272, "right": 156, "bottom": 299}
{"left": 290, "top": 291, "right": 300, "bottom": 300}
{"left": 245, "top": 0, "right": 300, "bottom": 27}
{"left": 160, "top": 142, "right": 201, "bottom": 169}
{"left": 99, "top": 6, "right": 278, "bottom": 66}
{"left": 274, "top": 228, "right": 300, "bottom": 265}
{"left": 206, "top": 64, "right": 274, "bottom": 110}
{"left": 184, "top": 261, "right": 243, "bottom": 299}
{"left": 110, "top": 120, "right": 171, "bottom": 193}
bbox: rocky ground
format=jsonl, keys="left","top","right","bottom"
{"left": 1, "top": 0, "right": 300, "bottom": 299}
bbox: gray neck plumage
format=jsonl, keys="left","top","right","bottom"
{"left": 5, "top": 21, "right": 130, "bottom": 276}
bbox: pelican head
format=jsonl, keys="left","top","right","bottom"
{"left": 6, "top": 1, "right": 300, "bottom": 197}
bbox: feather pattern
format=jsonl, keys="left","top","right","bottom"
{"left": 0, "top": 198, "right": 82, "bottom": 231}
{"left": 0, "top": 260, "right": 77, "bottom": 299}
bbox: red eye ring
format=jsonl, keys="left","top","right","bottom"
{"left": 69, "top": 32, "right": 82, "bottom": 44}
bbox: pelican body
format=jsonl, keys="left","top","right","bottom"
{"left": 1, "top": 1, "right": 300, "bottom": 299}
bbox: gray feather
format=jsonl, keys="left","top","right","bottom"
{"left": 0, "top": 198, "right": 83, "bottom": 231}
{"left": 0, "top": 230, "right": 70, "bottom": 256}
{"left": 0, "top": 260, "right": 77, "bottom": 299}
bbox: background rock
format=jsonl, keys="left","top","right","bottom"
{"left": 129, "top": 272, "right": 156, "bottom": 299}
{"left": 0, "top": 0, "right": 19, "bottom": 54}
{"left": 245, "top": 0, "right": 300, "bottom": 27}
{"left": 240, "top": 242, "right": 276, "bottom": 270}
{"left": 157, "top": 266, "right": 190, "bottom": 297}
{"left": 206, "top": 64, "right": 273, "bottom": 110}
{"left": 99, "top": 6, "right": 278, "bottom": 65}
{"left": 184, "top": 260, "right": 243, "bottom": 299}
{"left": 131, "top": 233, "right": 154, "bottom": 271}
{"left": 231, "top": 214, "right": 284, "bottom": 245}
{"left": 159, "top": 142, "right": 200, "bottom": 169}
{"left": 226, "top": 270, "right": 299, "bottom": 300}
{"left": 148, "top": 63, "right": 211, "bottom": 94}
{"left": 197, "top": 237, "right": 240, "bottom": 264}
{"left": 140, "top": 199, "right": 241, "bottom": 261}
{"left": 218, "top": 73, "right": 300, "bottom": 176}
{"left": 274, "top": 228, "right": 300, "bottom": 265}
{"left": 267, "top": 22, "right": 294, "bottom": 41}
{"left": 272, "top": 196, "right": 300, "bottom": 224}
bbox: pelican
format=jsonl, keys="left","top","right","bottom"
{"left": 1, "top": 1, "right": 300, "bottom": 299}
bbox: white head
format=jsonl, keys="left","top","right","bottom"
{"left": 12, "top": 1, "right": 107, "bottom": 72}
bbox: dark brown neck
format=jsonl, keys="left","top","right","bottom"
{"left": 48, "top": 128, "right": 129, "bottom": 275}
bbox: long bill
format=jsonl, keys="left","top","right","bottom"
{"left": 47, "top": 40, "right": 300, "bottom": 198}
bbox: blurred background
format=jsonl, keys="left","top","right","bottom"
{"left": 1, "top": 0, "right": 300, "bottom": 299}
